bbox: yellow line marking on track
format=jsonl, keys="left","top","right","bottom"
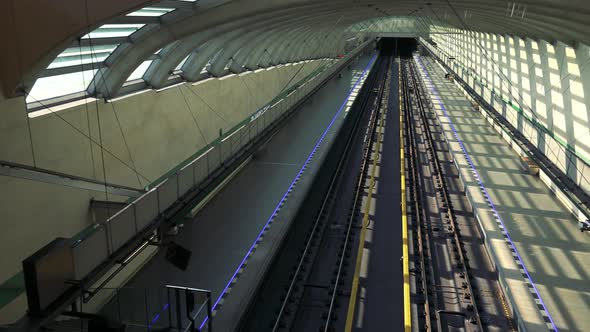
{"left": 400, "top": 58, "right": 411, "bottom": 332}
{"left": 499, "top": 291, "right": 517, "bottom": 332}
{"left": 344, "top": 74, "right": 387, "bottom": 332}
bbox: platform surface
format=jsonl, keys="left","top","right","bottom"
{"left": 419, "top": 55, "right": 590, "bottom": 332}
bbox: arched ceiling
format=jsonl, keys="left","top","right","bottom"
{"left": 2, "top": 0, "right": 589, "bottom": 101}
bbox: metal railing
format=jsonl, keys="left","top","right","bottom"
{"left": 54, "top": 285, "right": 212, "bottom": 332}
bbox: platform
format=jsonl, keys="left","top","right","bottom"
{"left": 417, "top": 55, "right": 590, "bottom": 332}
{"left": 102, "top": 53, "right": 378, "bottom": 331}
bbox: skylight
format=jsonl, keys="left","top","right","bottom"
{"left": 82, "top": 24, "right": 145, "bottom": 39}
{"left": 127, "top": 60, "right": 153, "bottom": 81}
{"left": 47, "top": 45, "right": 119, "bottom": 69}
{"left": 27, "top": 69, "right": 97, "bottom": 103}
{"left": 127, "top": 7, "right": 175, "bottom": 17}
{"left": 175, "top": 55, "right": 190, "bottom": 71}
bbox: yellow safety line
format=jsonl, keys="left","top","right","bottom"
{"left": 400, "top": 58, "right": 411, "bottom": 332}
{"left": 345, "top": 79, "right": 387, "bottom": 332}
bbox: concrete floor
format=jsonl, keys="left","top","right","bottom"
{"left": 98, "top": 53, "right": 378, "bottom": 331}
{"left": 419, "top": 55, "right": 590, "bottom": 332}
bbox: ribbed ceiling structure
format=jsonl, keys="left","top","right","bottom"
{"left": 2, "top": 0, "right": 588, "bottom": 104}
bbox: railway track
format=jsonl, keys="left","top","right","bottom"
{"left": 402, "top": 55, "right": 483, "bottom": 331}
{"left": 273, "top": 55, "right": 393, "bottom": 332}
{"left": 403, "top": 55, "right": 516, "bottom": 332}
{"left": 403, "top": 56, "right": 483, "bottom": 332}
{"left": 238, "top": 55, "right": 393, "bottom": 332}
{"left": 243, "top": 52, "right": 512, "bottom": 332}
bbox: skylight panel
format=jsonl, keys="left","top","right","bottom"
{"left": 127, "top": 60, "right": 153, "bottom": 81}
{"left": 26, "top": 69, "right": 97, "bottom": 103}
{"left": 82, "top": 24, "right": 144, "bottom": 39}
{"left": 175, "top": 55, "right": 190, "bottom": 71}
{"left": 47, "top": 45, "right": 118, "bottom": 69}
{"left": 127, "top": 7, "right": 175, "bottom": 17}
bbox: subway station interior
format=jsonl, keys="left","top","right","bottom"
{"left": 1, "top": 1, "right": 590, "bottom": 331}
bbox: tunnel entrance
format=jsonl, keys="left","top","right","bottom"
{"left": 378, "top": 37, "right": 418, "bottom": 57}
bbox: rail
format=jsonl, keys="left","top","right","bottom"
{"left": 268, "top": 54, "right": 387, "bottom": 332}
{"left": 342, "top": 56, "right": 392, "bottom": 332}
{"left": 410, "top": 56, "right": 484, "bottom": 330}
{"left": 402, "top": 57, "right": 435, "bottom": 331}
{"left": 403, "top": 56, "right": 484, "bottom": 331}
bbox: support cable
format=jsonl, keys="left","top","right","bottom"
{"left": 17, "top": 96, "right": 152, "bottom": 184}
{"left": 181, "top": 86, "right": 230, "bottom": 125}
{"left": 83, "top": 0, "right": 112, "bottom": 221}
{"left": 238, "top": 72, "right": 264, "bottom": 110}
{"left": 244, "top": 66, "right": 275, "bottom": 101}
{"left": 83, "top": 19, "right": 144, "bottom": 190}
{"left": 80, "top": 39, "right": 98, "bottom": 181}
{"left": 107, "top": 100, "right": 144, "bottom": 188}
{"left": 178, "top": 85, "right": 210, "bottom": 146}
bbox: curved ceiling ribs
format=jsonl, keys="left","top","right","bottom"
{"left": 91, "top": 3, "right": 377, "bottom": 97}
{"left": 5, "top": 0, "right": 590, "bottom": 103}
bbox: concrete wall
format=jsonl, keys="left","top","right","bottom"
{"left": 426, "top": 29, "right": 590, "bottom": 196}
{"left": 0, "top": 60, "right": 324, "bottom": 283}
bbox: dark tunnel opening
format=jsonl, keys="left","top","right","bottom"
{"left": 378, "top": 37, "right": 418, "bottom": 57}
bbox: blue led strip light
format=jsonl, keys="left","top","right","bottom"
{"left": 147, "top": 303, "right": 169, "bottom": 330}
{"left": 414, "top": 55, "right": 558, "bottom": 332}
{"left": 196, "top": 53, "right": 378, "bottom": 330}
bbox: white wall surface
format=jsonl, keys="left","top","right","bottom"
{"left": 426, "top": 29, "right": 590, "bottom": 195}
{"left": 0, "top": 60, "right": 324, "bottom": 283}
